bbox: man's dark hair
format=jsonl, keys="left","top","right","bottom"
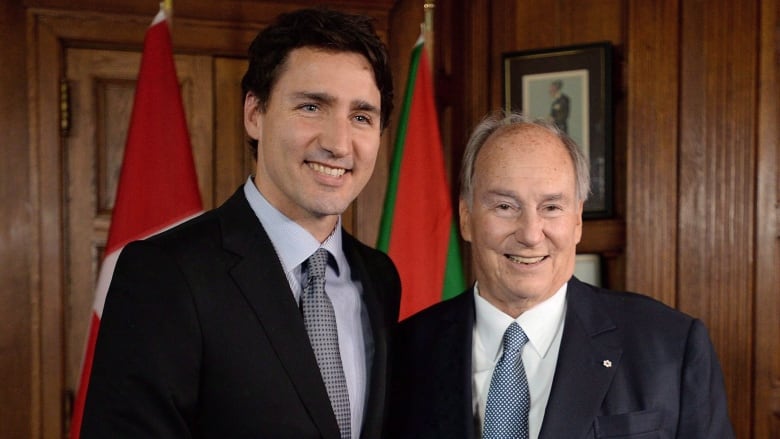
{"left": 240, "top": 7, "right": 394, "bottom": 156}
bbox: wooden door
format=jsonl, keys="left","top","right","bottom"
{"left": 62, "top": 47, "right": 215, "bottom": 412}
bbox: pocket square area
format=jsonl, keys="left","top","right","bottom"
{"left": 594, "top": 409, "right": 662, "bottom": 438}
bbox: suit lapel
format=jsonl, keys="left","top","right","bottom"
{"left": 432, "top": 291, "right": 477, "bottom": 438}
{"left": 218, "top": 190, "right": 341, "bottom": 439}
{"left": 342, "top": 235, "right": 385, "bottom": 439}
{"left": 539, "top": 278, "right": 622, "bottom": 439}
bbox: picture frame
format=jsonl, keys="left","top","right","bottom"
{"left": 503, "top": 42, "right": 613, "bottom": 218}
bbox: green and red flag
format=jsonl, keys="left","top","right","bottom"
{"left": 377, "top": 35, "right": 466, "bottom": 321}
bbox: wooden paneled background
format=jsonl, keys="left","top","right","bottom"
{"left": 0, "top": 0, "right": 776, "bottom": 437}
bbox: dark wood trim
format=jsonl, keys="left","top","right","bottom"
{"left": 23, "top": 0, "right": 395, "bottom": 24}
{"left": 754, "top": 0, "right": 779, "bottom": 435}
{"left": 1, "top": 0, "right": 33, "bottom": 437}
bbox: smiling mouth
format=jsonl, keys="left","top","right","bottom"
{"left": 307, "top": 162, "right": 347, "bottom": 177}
{"left": 506, "top": 255, "right": 547, "bottom": 264}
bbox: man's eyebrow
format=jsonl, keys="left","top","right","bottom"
{"left": 481, "top": 189, "right": 520, "bottom": 202}
{"left": 352, "top": 99, "right": 380, "bottom": 115}
{"left": 292, "top": 91, "right": 334, "bottom": 104}
{"left": 479, "top": 191, "right": 568, "bottom": 203}
{"left": 543, "top": 193, "right": 565, "bottom": 201}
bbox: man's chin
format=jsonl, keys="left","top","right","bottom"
{"left": 307, "top": 200, "right": 353, "bottom": 218}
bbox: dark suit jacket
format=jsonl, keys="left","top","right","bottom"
{"left": 81, "top": 187, "right": 401, "bottom": 438}
{"left": 388, "top": 277, "right": 734, "bottom": 438}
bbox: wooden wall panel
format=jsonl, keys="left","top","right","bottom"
{"left": 754, "top": 0, "right": 779, "bottom": 436}
{"left": 214, "top": 57, "right": 254, "bottom": 206}
{"left": 29, "top": 12, "right": 71, "bottom": 439}
{"left": 450, "top": 0, "right": 492, "bottom": 144}
{"left": 0, "top": 1, "right": 32, "bottom": 438}
{"left": 678, "top": 2, "right": 758, "bottom": 436}
{"left": 625, "top": 0, "right": 679, "bottom": 304}
{"left": 25, "top": 0, "right": 395, "bottom": 23}
{"left": 558, "top": 0, "right": 624, "bottom": 45}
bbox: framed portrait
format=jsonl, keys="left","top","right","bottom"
{"left": 503, "top": 42, "right": 613, "bottom": 218}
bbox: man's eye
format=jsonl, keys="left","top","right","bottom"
{"left": 354, "top": 114, "right": 372, "bottom": 125}
{"left": 300, "top": 104, "right": 318, "bottom": 112}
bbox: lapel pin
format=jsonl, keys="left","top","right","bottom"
{"left": 602, "top": 360, "right": 612, "bottom": 368}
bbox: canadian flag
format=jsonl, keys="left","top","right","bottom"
{"left": 68, "top": 6, "right": 203, "bottom": 437}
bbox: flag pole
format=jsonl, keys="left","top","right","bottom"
{"left": 161, "top": 0, "right": 173, "bottom": 25}
{"left": 423, "top": 0, "right": 435, "bottom": 71}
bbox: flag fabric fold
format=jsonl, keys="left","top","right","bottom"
{"left": 377, "top": 35, "right": 466, "bottom": 321}
{"left": 69, "top": 6, "right": 203, "bottom": 437}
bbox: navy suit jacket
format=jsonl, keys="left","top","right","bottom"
{"left": 388, "top": 277, "right": 734, "bottom": 438}
{"left": 82, "top": 187, "right": 401, "bottom": 438}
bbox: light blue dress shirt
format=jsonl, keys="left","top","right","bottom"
{"left": 243, "top": 178, "right": 372, "bottom": 436}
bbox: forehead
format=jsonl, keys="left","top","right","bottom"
{"left": 278, "top": 47, "right": 375, "bottom": 83}
{"left": 474, "top": 125, "right": 574, "bottom": 183}
{"left": 270, "top": 47, "right": 380, "bottom": 107}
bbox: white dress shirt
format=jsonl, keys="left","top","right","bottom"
{"left": 243, "top": 178, "right": 370, "bottom": 436}
{"left": 472, "top": 282, "right": 567, "bottom": 439}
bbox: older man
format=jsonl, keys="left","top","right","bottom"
{"left": 388, "top": 111, "right": 734, "bottom": 438}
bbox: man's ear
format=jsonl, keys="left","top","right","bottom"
{"left": 574, "top": 200, "right": 584, "bottom": 245}
{"left": 244, "top": 92, "right": 262, "bottom": 141}
{"left": 459, "top": 198, "right": 473, "bottom": 243}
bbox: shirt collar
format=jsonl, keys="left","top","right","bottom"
{"left": 474, "top": 281, "right": 567, "bottom": 361}
{"left": 243, "top": 177, "right": 344, "bottom": 275}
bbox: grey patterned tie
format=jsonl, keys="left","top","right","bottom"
{"left": 483, "top": 322, "right": 530, "bottom": 439}
{"left": 302, "top": 248, "right": 351, "bottom": 439}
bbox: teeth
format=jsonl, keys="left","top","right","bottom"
{"left": 507, "top": 255, "right": 545, "bottom": 264}
{"left": 309, "top": 162, "right": 346, "bottom": 177}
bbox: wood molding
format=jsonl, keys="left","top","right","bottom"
{"left": 24, "top": 0, "right": 395, "bottom": 25}
{"left": 755, "top": 0, "right": 779, "bottom": 435}
{"left": 1, "top": 0, "right": 33, "bottom": 437}
{"left": 28, "top": 10, "right": 69, "bottom": 437}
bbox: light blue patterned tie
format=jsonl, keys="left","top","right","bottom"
{"left": 483, "top": 322, "right": 530, "bottom": 439}
{"left": 302, "top": 248, "right": 351, "bottom": 439}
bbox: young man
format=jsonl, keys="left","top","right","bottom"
{"left": 389, "top": 111, "right": 734, "bottom": 438}
{"left": 81, "top": 8, "right": 399, "bottom": 439}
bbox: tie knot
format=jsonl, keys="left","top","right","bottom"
{"left": 306, "top": 248, "right": 329, "bottom": 281}
{"left": 502, "top": 322, "right": 529, "bottom": 353}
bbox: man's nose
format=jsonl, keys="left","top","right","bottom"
{"left": 320, "top": 117, "right": 350, "bottom": 156}
{"left": 513, "top": 212, "right": 544, "bottom": 247}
